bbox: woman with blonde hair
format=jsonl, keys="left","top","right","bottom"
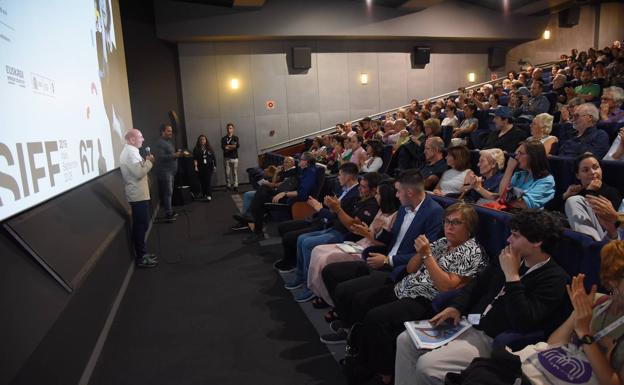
{"left": 528, "top": 112, "right": 558, "bottom": 154}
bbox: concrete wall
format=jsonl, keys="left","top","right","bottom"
{"left": 506, "top": 3, "right": 624, "bottom": 71}
{"left": 178, "top": 40, "right": 489, "bottom": 185}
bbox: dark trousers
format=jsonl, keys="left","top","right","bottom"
{"left": 277, "top": 219, "right": 323, "bottom": 264}
{"left": 197, "top": 166, "right": 213, "bottom": 197}
{"left": 249, "top": 185, "right": 277, "bottom": 233}
{"left": 130, "top": 200, "right": 150, "bottom": 261}
{"left": 157, "top": 172, "right": 175, "bottom": 216}
{"left": 362, "top": 295, "right": 434, "bottom": 375}
{"left": 321, "top": 261, "right": 393, "bottom": 327}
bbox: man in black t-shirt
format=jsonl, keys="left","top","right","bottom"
{"left": 221, "top": 123, "right": 240, "bottom": 192}
{"left": 418, "top": 137, "right": 448, "bottom": 190}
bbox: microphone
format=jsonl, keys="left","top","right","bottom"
{"left": 145, "top": 146, "right": 151, "bottom": 156}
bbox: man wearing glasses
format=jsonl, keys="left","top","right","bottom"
{"left": 599, "top": 86, "right": 624, "bottom": 124}
{"left": 558, "top": 103, "right": 610, "bottom": 159}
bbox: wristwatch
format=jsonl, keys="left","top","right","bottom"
{"left": 577, "top": 334, "right": 595, "bottom": 345}
{"left": 422, "top": 254, "right": 431, "bottom": 262}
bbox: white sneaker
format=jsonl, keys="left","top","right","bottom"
{"left": 207, "top": 196, "right": 212, "bottom": 201}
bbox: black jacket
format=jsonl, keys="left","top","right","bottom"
{"left": 221, "top": 135, "right": 239, "bottom": 159}
{"left": 450, "top": 258, "right": 569, "bottom": 338}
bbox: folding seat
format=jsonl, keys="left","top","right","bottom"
{"left": 601, "top": 159, "right": 624, "bottom": 194}
{"left": 545, "top": 155, "right": 577, "bottom": 211}
{"left": 379, "top": 145, "right": 395, "bottom": 174}
{"left": 544, "top": 92, "right": 557, "bottom": 114}
{"left": 597, "top": 121, "right": 620, "bottom": 143}
{"left": 441, "top": 125, "right": 454, "bottom": 147}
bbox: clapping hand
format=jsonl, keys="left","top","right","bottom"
{"left": 567, "top": 274, "right": 598, "bottom": 337}
{"left": 307, "top": 196, "right": 323, "bottom": 212}
{"left": 414, "top": 235, "right": 431, "bottom": 257}
{"left": 564, "top": 184, "right": 583, "bottom": 199}
{"left": 323, "top": 195, "right": 340, "bottom": 212}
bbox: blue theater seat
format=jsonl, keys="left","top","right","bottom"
{"left": 601, "top": 159, "right": 624, "bottom": 194}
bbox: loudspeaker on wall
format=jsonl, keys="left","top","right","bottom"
{"left": 558, "top": 7, "right": 580, "bottom": 28}
{"left": 488, "top": 47, "right": 506, "bottom": 69}
{"left": 412, "top": 47, "right": 430, "bottom": 68}
{"left": 292, "top": 47, "right": 312, "bottom": 69}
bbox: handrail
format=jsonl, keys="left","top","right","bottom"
{"left": 259, "top": 59, "right": 564, "bottom": 154}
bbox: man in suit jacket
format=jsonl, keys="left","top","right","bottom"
{"left": 320, "top": 169, "right": 444, "bottom": 342}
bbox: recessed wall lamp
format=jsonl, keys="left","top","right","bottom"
{"left": 230, "top": 78, "right": 240, "bottom": 90}
{"left": 360, "top": 73, "right": 369, "bottom": 85}
{"left": 467, "top": 72, "right": 476, "bottom": 82}
{"left": 543, "top": 30, "right": 551, "bottom": 40}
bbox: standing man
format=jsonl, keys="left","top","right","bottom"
{"left": 155, "top": 124, "right": 181, "bottom": 222}
{"left": 119, "top": 129, "right": 158, "bottom": 268}
{"left": 221, "top": 123, "right": 240, "bottom": 192}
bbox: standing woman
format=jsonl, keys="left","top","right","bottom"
{"left": 193, "top": 135, "right": 216, "bottom": 201}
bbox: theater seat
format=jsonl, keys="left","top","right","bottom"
{"left": 264, "top": 165, "right": 326, "bottom": 222}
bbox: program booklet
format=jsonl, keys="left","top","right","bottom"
{"left": 335, "top": 241, "right": 365, "bottom": 254}
{"left": 404, "top": 319, "right": 472, "bottom": 350}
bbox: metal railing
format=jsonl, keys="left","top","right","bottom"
{"left": 259, "top": 59, "right": 563, "bottom": 154}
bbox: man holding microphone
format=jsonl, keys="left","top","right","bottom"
{"left": 119, "top": 128, "right": 158, "bottom": 268}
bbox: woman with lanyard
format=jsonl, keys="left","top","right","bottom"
{"left": 515, "top": 240, "right": 624, "bottom": 385}
{"left": 193, "top": 134, "right": 216, "bottom": 201}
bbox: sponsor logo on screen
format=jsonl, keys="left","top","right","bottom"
{"left": 5, "top": 65, "right": 25, "bottom": 87}
{"left": 31, "top": 73, "right": 55, "bottom": 96}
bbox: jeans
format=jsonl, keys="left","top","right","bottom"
{"left": 224, "top": 158, "right": 239, "bottom": 187}
{"left": 295, "top": 228, "right": 345, "bottom": 286}
{"left": 130, "top": 200, "right": 150, "bottom": 260}
{"left": 157, "top": 172, "right": 175, "bottom": 216}
{"left": 242, "top": 190, "right": 256, "bottom": 214}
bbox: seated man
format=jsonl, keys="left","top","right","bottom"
{"left": 394, "top": 209, "right": 569, "bottom": 385}
{"left": 574, "top": 68, "right": 601, "bottom": 103}
{"left": 243, "top": 152, "right": 317, "bottom": 244}
{"left": 558, "top": 103, "right": 610, "bottom": 158}
{"left": 519, "top": 80, "right": 550, "bottom": 118}
{"left": 481, "top": 107, "right": 528, "bottom": 153}
{"left": 418, "top": 137, "right": 448, "bottom": 191}
{"left": 286, "top": 170, "right": 383, "bottom": 302}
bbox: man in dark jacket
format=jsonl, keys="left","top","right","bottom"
{"left": 394, "top": 209, "right": 569, "bottom": 385}
{"left": 155, "top": 124, "right": 182, "bottom": 221}
{"left": 221, "top": 123, "right": 240, "bottom": 192}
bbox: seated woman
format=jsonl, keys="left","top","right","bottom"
{"left": 498, "top": 139, "right": 555, "bottom": 209}
{"left": 527, "top": 112, "right": 558, "bottom": 155}
{"left": 564, "top": 152, "right": 622, "bottom": 241}
{"left": 360, "top": 140, "right": 384, "bottom": 173}
{"left": 433, "top": 145, "right": 474, "bottom": 197}
{"left": 307, "top": 181, "right": 400, "bottom": 308}
{"left": 322, "top": 203, "right": 487, "bottom": 384}
{"left": 441, "top": 105, "right": 459, "bottom": 129}
{"left": 517, "top": 241, "right": 624, "bottom": 385}
{"left": 452, "top": 103, "right": 479, "bottom": 142}
{"left": 462, "top": 148, "right": 505, "bottom": 204}
{"left": 326, "top": 136, "right": 345, "bottom": 173}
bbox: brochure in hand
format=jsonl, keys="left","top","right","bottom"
{"left": 335, "top": 241, "right": 365, "bottom": 254}
{"left": 404, "top": 319, "right": 472, "bottom": 350}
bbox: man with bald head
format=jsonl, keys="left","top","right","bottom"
{"left": 120, "top": 129, "right": 158, "bottom": 268}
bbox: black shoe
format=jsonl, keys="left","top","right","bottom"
{"left": 231, "top": 222, "right": 250, "bottom": 231}
{"left": 243, "top": 233, "right": 264, "bottom": 244}
{"left": 330, "top": 320, "right": 344, "bottom": 333}
{"left": 232, "top": 214, "right": 253, "bottom": 223}
{"left": 273, "top": 258, "right": 295, "bottom": 273}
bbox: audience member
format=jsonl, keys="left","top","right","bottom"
{"left": 349, "top": 135, "right": 367, "bottom": 166}
{"left": 285, "top": 167, "right": 381, "bottom": 302}
{"left": 564, "top": 153, "right": 621, "bottom": 241}
{"left": 418, "top": 137, "right": 448, "bottom": 191}
{"left": 600, "top": 86, "right": 624, "bottom": 123}
{"left": 433, "top": 145, "right": 474, "bottom": 197}
{"left": 499, "top": 140, "right": 555, "bottom": 209}
{"left": 394, "top": 209, "right": 569, "bottom": 385}
{"left": 482, "top": 107, "right": 528, "bottom": 153}
{"left": 441, "top": 105, "right": 459, "bottom": 128}
{"left": 360, "top": 140, "right": 384, "bottom": 173}
{"left": 307, "top": 181, "right": 400, "bottom": 308}
{"left": 520, "top": 80, "right": 550, "bottom": 118}
{"left": 604, "top": 127, "right": 624, "bottom": 160}
{"left": 452, "top": 103, "right": 478, "bottom": 141}
{"left": 463, "top": 148, "right": 505, "bottom": 204}
{"left": 574, "top": 68, "right": 601, "bottom": 103}
{"left": 333, "top": 203, "right": 486, "bottom": 383}
{"left": 558, "top": 103, "right": 610, "bottom": 158}
{"left": 527, "top": 112, "right": 557, "bottom": 154}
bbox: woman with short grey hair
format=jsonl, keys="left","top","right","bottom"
{"left": 528, "top": 112, "right": 558, "bottom": 154}
{"left": 599, "top": 86, "right": 624, "bottom": 123}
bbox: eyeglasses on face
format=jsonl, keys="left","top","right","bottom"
{"left": 443, "top": 219, "right": 464, "bottom": 227}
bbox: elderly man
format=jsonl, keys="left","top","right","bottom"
{"left": 599, "top": 86, "right": 624, "bottom": 123}
{"left": 520, "top": 79, "right": 550, "bottom": 117}
{"left": 558, "top": 103, "right": 610, "bottom": 158}
{"left": 551, "top": 73, "right": 568, "bottom": 105}
{"left": 119, "top": 129, "right": 158, "bottom": 268}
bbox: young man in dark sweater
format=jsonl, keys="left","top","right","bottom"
{"left": 394, "top": 209, "right": 569, "bottom": 385}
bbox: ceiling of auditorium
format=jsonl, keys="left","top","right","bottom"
{"left": 167, "top": 0, "right": 609, "bottom": 15}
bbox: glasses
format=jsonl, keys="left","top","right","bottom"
{"left": 573, "top": 113, "right": 590, "bottom": 120}
{"left": 444, "top": 219, "right": 464, "bottom": 227}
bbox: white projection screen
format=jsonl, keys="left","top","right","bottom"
{"left": 0, "top": 0, "right": 133, "bottom": 222}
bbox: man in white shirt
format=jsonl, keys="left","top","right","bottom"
{"left": 119, "top": 129, "right": 157, "bottom": 268}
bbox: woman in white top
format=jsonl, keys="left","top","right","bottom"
{"left": 433, "top": 145, "right": 474, "bottom": 197}
{"left": 441, "top": 105, "right": 459, "bottom": 128}
{"left": 528, "top": 112, "right": 558, "bottom": 155}
{"left": 360, "top": 140, "right": 384, "bottom": 173}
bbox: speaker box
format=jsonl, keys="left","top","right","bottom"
{"left": 559, "top": 7, "right": 580, "bottom": 28}
{"left": 488, "top": 47, "right": 506, "bottom": 69}
{"left": 292, "top": 47, "right": 312, "bottom": 69}
{"left": 412, "top": 47, "right": 430, "bottom": 67}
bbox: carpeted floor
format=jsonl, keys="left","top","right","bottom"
{"left": 89, "top": 189, "right": 346, "bottom": 385}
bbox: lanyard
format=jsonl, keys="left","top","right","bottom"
{"left": 591, "top": 302, "right": 624, "bottom": 342}
{"left": 479, "top": 258, "right": 550, "bottom": 319}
